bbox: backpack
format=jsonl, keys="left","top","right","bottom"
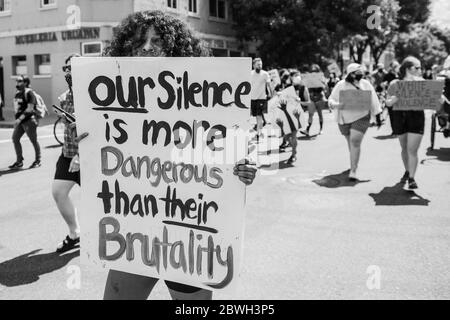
{"left": 25, "top": 88, "right": 48, "bottom": 119}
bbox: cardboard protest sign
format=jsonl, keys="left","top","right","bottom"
{"left": 72, "top": 57, "right": 251, "bottom": 292}
{"left": 268, "top": 86, "right": 303, "bottom": 135}
{"left": 301, "top": 72, "right": 326, "bottom": 89}
{"left": 339, "top": 90, "right": 372, "bottom": 111}
{"left": 387, "top": 80, "right": 444, "bottom": 111}
{"left": 327, "top": 62, "right": 342, "bottom": 77}
{"left": 268, "top": 69, "right": 281, "bottom": 86}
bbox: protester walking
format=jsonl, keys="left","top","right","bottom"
{"left": 328, "top": 63, "right": 382, "bottom": 181}
{"left": 301, "top": 64, "right": 327, "bottom": 136}
{"left": 52, "top": 53, "right": 88, "bottom": 253}
{"left": 385, "top": 56, "right": 425, "bottom": 189}
{"left": 9, "top": 75, "right": 41, "bottom": 169}
{"left": 251, "top": 58, "right": 273, "bottom": 141}
{"left": 383, "top": 60, "right": 400, "bottom": 136}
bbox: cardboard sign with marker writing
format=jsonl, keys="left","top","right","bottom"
{"left": 268, "top": 86, "right": 303, "bottom": 135}
{"left": 339, "top": 90, "right": 372, "bottom": 111}
{"left": 301, "top": 72, "right": 326, "bottom": 89}
{"left": 387, "top": 80, "right": 444, "bottom": 111}
{"left": 72, "top": 57, "right": 251, "bottom": 293}
{"left": 268, "top": 69, "right": 281, "bottom": 86}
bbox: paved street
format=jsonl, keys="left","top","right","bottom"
{"left": 0, "top": 111, "right": 449, "bottom": 300}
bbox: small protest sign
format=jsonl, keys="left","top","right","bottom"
{"left": 268, "top": 86, "right": 303, "bottom": 135}
{"left": 72, "top": 57, "right": 251, "bottom": 293}
{"left": 301, "top": 72, "right": 326, "bottom": 89}
{"left": 268, "top": 69, "right": 281, "bottom": 86}
{"left": 339, "top": 90, "right": 372, "bottom": 111}
{"left": 387, "top": 80, "right": 444, "bottom": 111}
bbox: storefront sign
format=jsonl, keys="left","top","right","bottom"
{"left": 15, "top": 27, "right": 100, "bottom": 45}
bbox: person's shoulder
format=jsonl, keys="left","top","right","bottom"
{"left": 360, "top": 78, "right": 374, "bottom": 87}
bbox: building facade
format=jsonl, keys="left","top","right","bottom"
{"left": 0, "top": 0, "right": 253, "bottom": 119}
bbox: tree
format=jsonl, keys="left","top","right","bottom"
{"left": 397, "top": 0, "right": 432, "bottom": 32}
{"left": 395, "top": 23, "right": 448, "bottom": 68}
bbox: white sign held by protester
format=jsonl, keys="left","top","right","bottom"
{"left": 268, "top": 86, "right": 303, "bottom": 135}
{"left": 72, "top": 57, "right": 252, "bottom": 293}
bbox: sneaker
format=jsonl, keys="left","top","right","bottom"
{"left": 8, "top": 161, "right": 23, "bottom": 169}
{"left": 408, "top": 178, "right": 418, "bottom": 190}
{"left": 400, "top": 171, "right": 409, "bottom": 182}
{"left": 349, "top": 171, "right": 358, "bottom": 182}
{"left": 286, "top": 155, "right": 297, "bottom": 164}
{"left": 29, "top": 160, "right": 41, "bottom": 169}
{"left": 56, "top": 235, "right": 80, "bottom": 253}
{"left": 318, "top": 130, "right": 323, "bottom": 135}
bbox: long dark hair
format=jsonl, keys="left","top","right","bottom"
{"left": 104, "top": 10, "right": 210, "bottom": 57}
{"left": 399, "top": 56, "right": 420, "bottom": 80}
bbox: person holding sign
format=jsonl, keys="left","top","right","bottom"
{"left": 301, "top": 64, "right": 327, "bottom": 136}
{"left": 385, "top": 56, "right": 425, "bottom": 189}
{"left": 328, "top": 63, "right": 382, "bottom": 181}
{"left": 84, "top": 10, "right": 256, "bottom": 300}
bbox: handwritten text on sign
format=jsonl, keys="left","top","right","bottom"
{"left": 339, "top": 90, "right": 372, "bottom": 111}
{"left": 72, "top": 57, "right": 251, "bottom": 292}
{"left": 388, "top": 80, "right": 444, "bottom": 111}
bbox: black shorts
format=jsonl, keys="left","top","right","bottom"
{"left": 54, "top": 154, "right": 80, "bottom": 185}
{"left": 391, "top": 110, "right": 425, "bottom": 135}
{"left": 251, "top": 99, "right": 268, "bottom": 116}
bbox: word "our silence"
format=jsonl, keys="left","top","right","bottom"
{"left": 88, "top": 71, "right": 251, "bottom": 111}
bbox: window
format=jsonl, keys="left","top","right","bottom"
{"left": 40, "top": 0, "right": 57, "bottom": 8}
{"left": 34, "top": 54, "right": 51, "bottom": 76}
{"left": 0, "top": 0, "right": 11, "bottom": 13}
{"left": 12, "top": 56, "right": 27, "bottom": 76}
{"left": 189, "top": 0, "right": 197, "bottom": 14}
{"left": 167, "top": 0, "right": 177, "bottom": 9}
{"left": 210, "top": 0, "right": 226, "bottom": 19}
{"left": 82, "top": 42, "right": 103, "bottom": 56}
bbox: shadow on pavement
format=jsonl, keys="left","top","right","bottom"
{"left": 369, "top": 182, "right": 430, "bottom": 206}
{"left": 45, "top": 143, "right": 63, "bottom": 149}
{"left": 0, "top": 167, "right": 30, "bottom": 177}
{"left": 425, "top": 147, "right": 450, "bottom": 162}
{"left": 374, "top": 134, "right": 397, "bottom": 140}
{"left": 312, "top": 170, "right": 371, "bottom": 188}
{"left": 0, "top": 249, "right": 79, "bottom": 287}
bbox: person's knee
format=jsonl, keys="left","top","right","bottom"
{"left": 52, "top": 182, "right": 70, "bottom": 203}
{"left": 350, "top": 137, "right": 362, "bottom": 148}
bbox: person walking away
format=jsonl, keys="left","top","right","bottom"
{"left": 301, "top": 64, "right": 327, "bottom": 135}
{"left": 385, "top": 56, "right": 426, "bottom": 189}
{"left": 328, "top": 63, "right": 382, "bottom": 181}
{"left": 9, "top": 75, "right": 41, "bottom": 169}
{"left": 383, "top": 60, "right": 400, "bottom": 136}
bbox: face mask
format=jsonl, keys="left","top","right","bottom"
{"left": 65, "top": 73, "right": 72, "bottom": 88}
{"left": 16, "top": 85, "right": 22, "bottom": 90}
{"left": 354, "top": 74, "right": 363, "bottom": 81}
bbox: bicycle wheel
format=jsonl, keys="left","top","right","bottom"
{"left": 53, "top": 117, "right": 65, "bottom": 146}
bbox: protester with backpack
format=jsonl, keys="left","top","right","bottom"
{"left": 9, "top": 75, "right": 41, "bottom": 169}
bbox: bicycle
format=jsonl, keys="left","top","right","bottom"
{"left": 53, "top": 116, "right": 65, "bottom": 146}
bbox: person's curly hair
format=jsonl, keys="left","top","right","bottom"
{"left": 104, "top": 10, "right": 210, "bottom": 57}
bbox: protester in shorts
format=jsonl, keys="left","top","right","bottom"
{"left": 300, "top": 64, "right": 327, "bottom": 136}
{"left": 53, "top": 54, "right": 88, "bottom": 253}
{"left": 385, "top": 56, "right": 426, "bottom": 189}
{"left": 328, "top": 63, "right": 382, "bottom": 181}
{"left": 77, "top": 10, "right": 257, "bottom": 300}
{"left": 9, "top": 75, "right": 41, "bottom": 169}
{"left": 251, "top": 58, "right": 273, "bottom": 141}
